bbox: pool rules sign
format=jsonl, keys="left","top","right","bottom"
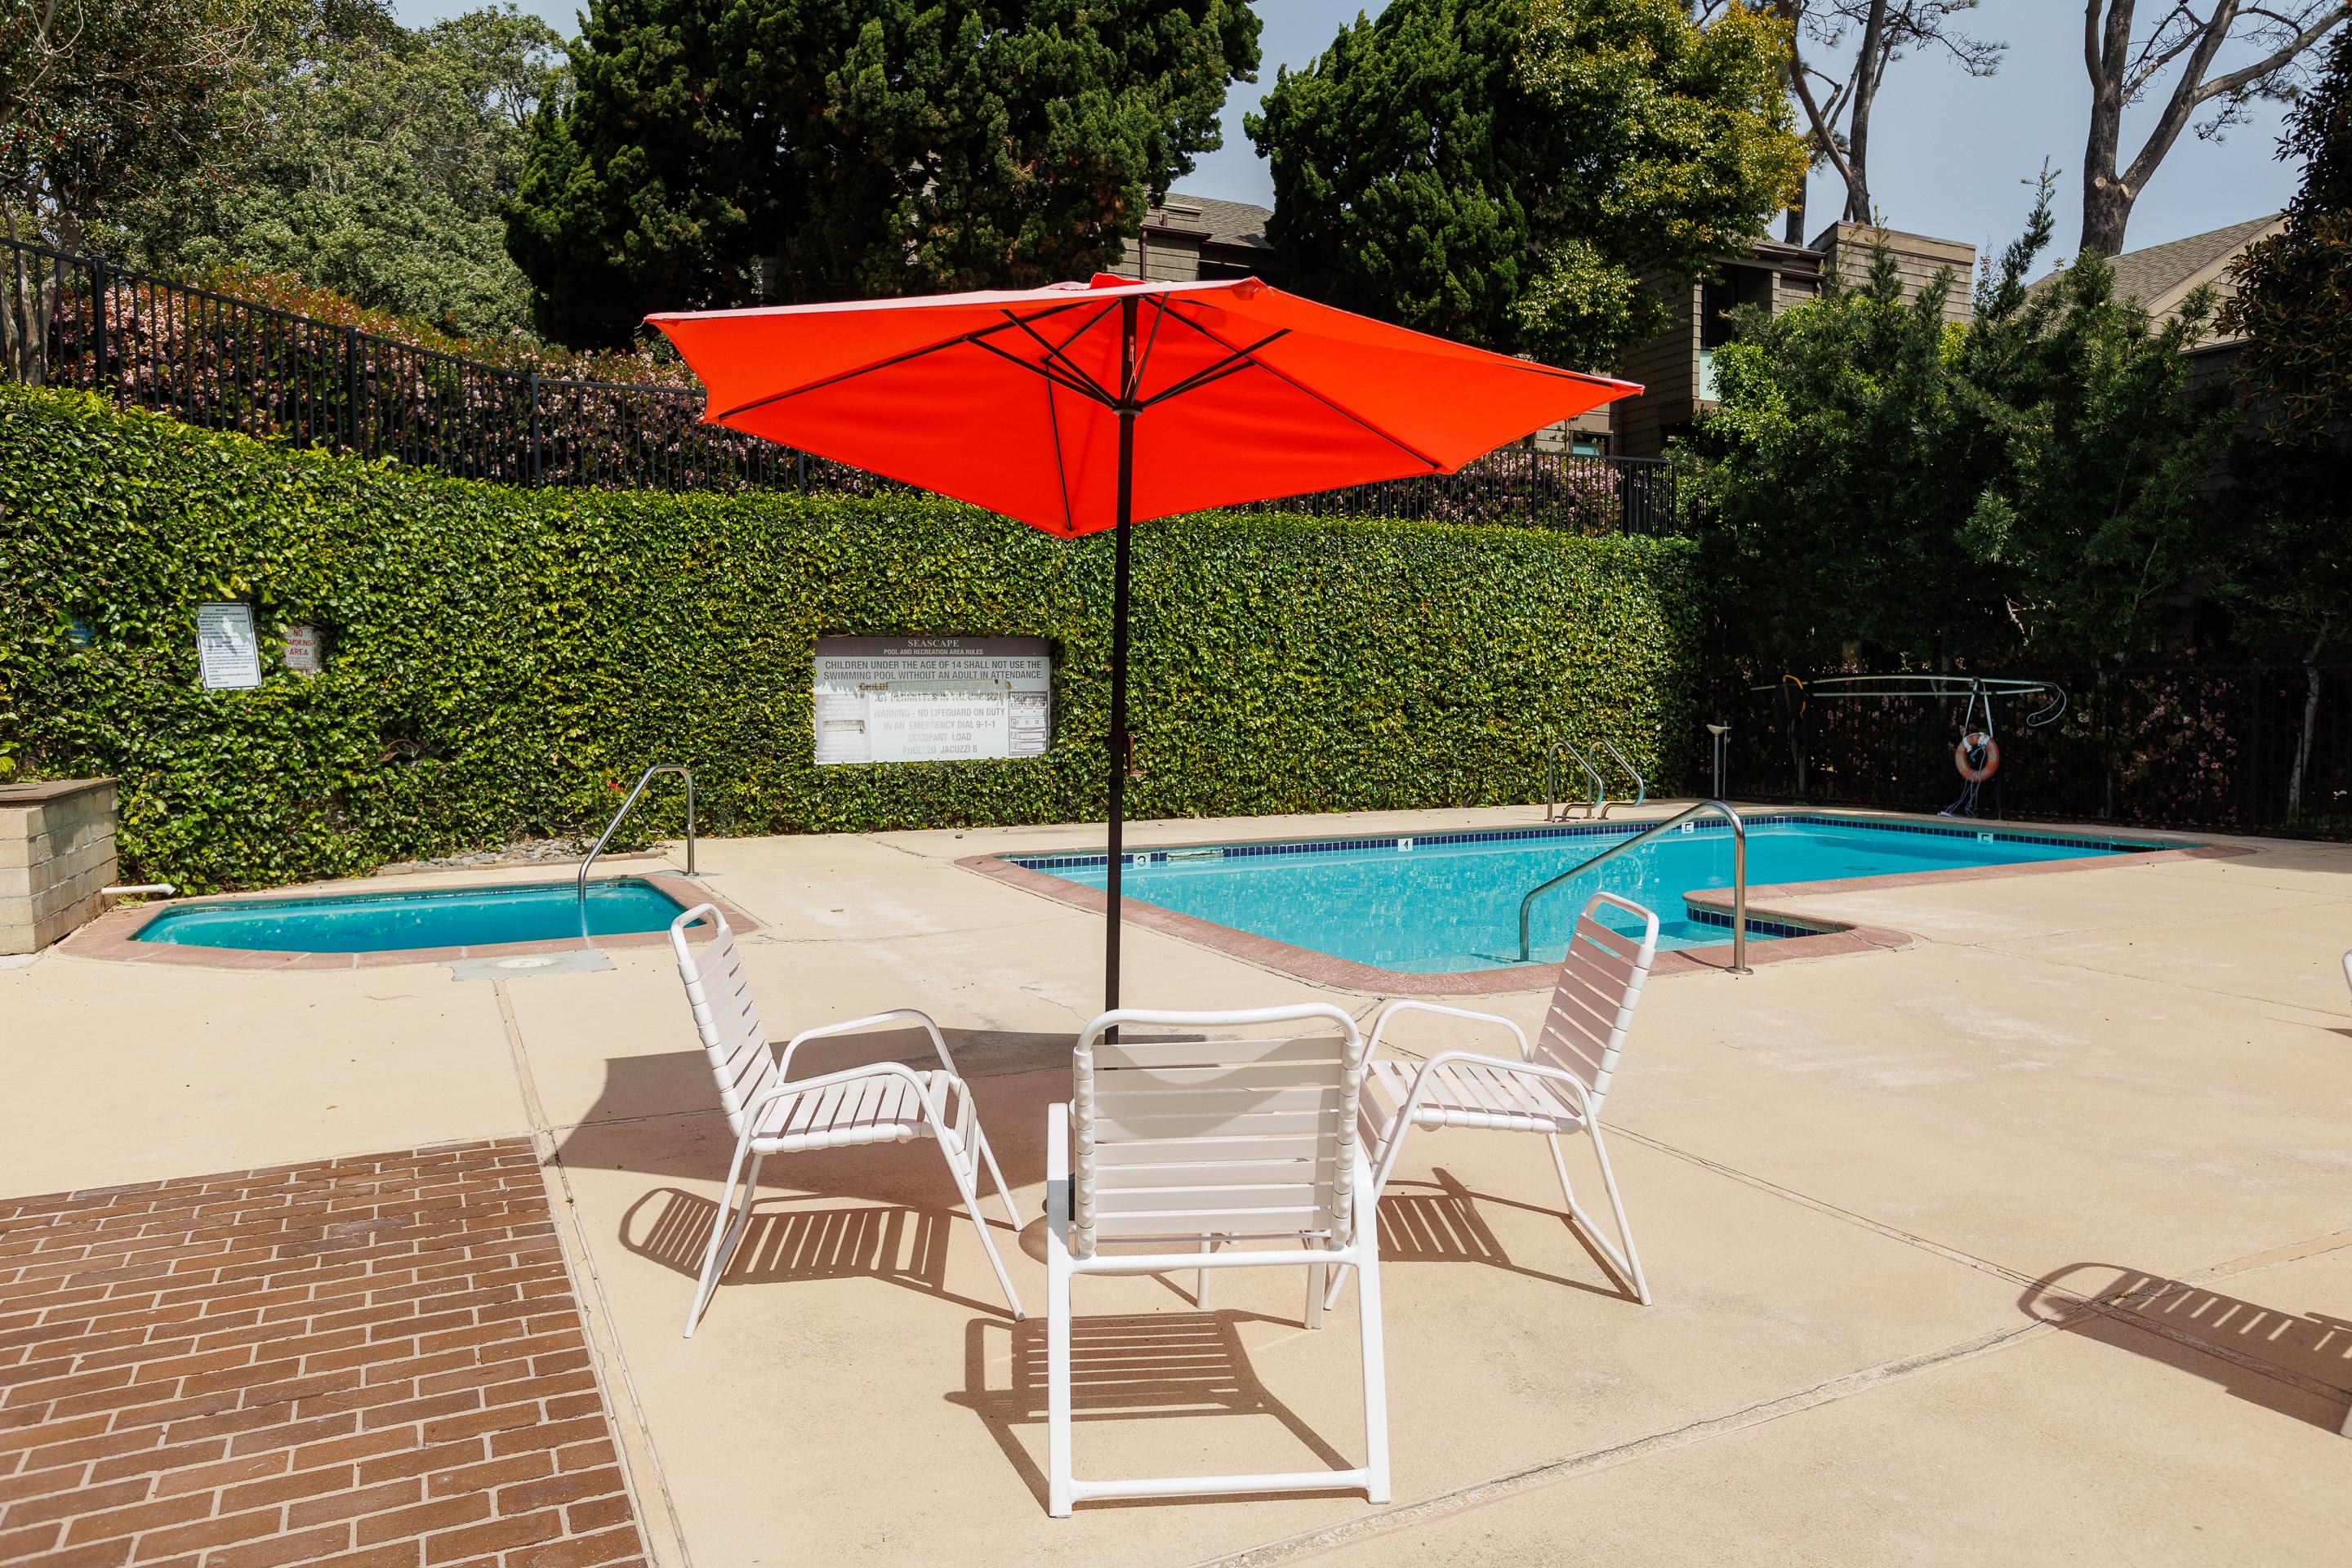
{"left": 812, "top": 636, "right": 1051, "bottom": 764}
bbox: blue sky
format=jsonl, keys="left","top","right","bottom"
{"left": 401, "top": 0, "right": 2314, "bottom": 258}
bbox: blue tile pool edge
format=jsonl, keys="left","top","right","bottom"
{"left": 963, "top": 808, "right": 2227, "bottom": 996}
{"left": 1000, "top": 810, "right": 2189, "bottom": 875}
{"left": 74, "top": 868, "right": 760, "bottom": 970}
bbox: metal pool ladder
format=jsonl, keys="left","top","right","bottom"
{"left": 1546, "top": 740, "right": 1608, "bottom": 820}
{"left": 1544, "top": 738, "right": 1646, "bottom": 820}
{"left": 579, "top": 764, "right": 697, "bottom": 903}
{"left": 1517, "top": 799, "right": 1750, "bottom": 974}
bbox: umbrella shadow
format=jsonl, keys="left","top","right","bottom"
{"left": 621, "top": 1185, "right": 1015, "bottom": 1320}
{"left": 1374, "top": 1168, "right": 1629, "bottom": 1300}
{"left": 947, "top": 1311, "right": 1360, "bottom": 1510}
{"left": 2023, "top": 1263, "right": 2352, "bottom": 1435}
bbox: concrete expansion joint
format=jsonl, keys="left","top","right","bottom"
{"left": 1610, "top": 1121, "right": 2352, "bottom": 1403}
{"left": 1196, "top": 1317, "right": 2058, "bottom": 1568}
{"left": 494, "top": 980, "right": 695, "bottom": 1568}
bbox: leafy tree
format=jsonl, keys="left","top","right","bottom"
{"left": 2218, "top": 24, "right": 2352, "bottom": 816}
{"left": 1247, "top": 0, "right": 1803, "bottom": 373}
{"left": 506, "top": 0, "right": 1258, "bottom": 349}
{"left": 1685, "top": 172, "right": 2233, "bottom": 670}
{"left": 104, "top": 3, "right": 567, "bottom": 339}
{"left": 0, "top": 0, "right": 251, "bottom": 256}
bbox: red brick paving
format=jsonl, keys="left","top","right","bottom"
{"left": 0, "top": 1142, "right": 648, "bottom": 1567}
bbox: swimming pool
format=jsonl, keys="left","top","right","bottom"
{"left": 133, "top": 877, "right": 697, "bottom": 954}
{"left": 1013, "top": 814, "right": 2155, "bottom": 974}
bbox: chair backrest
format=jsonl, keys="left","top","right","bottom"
{"left": 669, "top": 905, "right": 774, "bottom": 1140}
{"left": 1069, "top": 1004, "right": 1365, "bottom": 1262}
{"left": 1533, "top": 891, "right": 1660, "bottom": 1116}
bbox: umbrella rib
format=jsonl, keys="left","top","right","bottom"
{"left": 1154, "top": 305, "right": 1446, "bottom": 471}
{"left": 1137, "top": 328, "right": 1291, "bottom": 408}
{"left": 1043, "top": 372, "right": 1076, "bottom": 534}
{"left": 706, "top": 300, "right": 1102, "bottom": 421}
{"left": 1000, "top": 305, "right": 1121, "bottom": 406}
{"left": 966, "top": 335, "right": 1118, "bottom": 407}
{"left": 1128, "top": 293, "right": 1173, "bottom": 403}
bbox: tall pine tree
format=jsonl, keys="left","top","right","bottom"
{"left": 506, "top": 0, "right": 1258, "bottom": 347}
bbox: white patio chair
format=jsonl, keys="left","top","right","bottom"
{"left": 668, "top": 903, "right": 1025, "bottom": 1334}
{"left": 1045, "top": 1004, "right": 1389, "bottom": 1517}
{"left": 1325, "top": 890, "right": 1659, "bottom": 1312}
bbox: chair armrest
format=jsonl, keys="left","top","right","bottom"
{"left": 1366, "top": 998, "right": 1533, "bottom": 1062}
{"left": 746, "top": 1058, "right": 948, "bottom": 1125}
{"left": 777, "top": 1007, "right": 953, "bottom": 1081}
{"left": 1418, "top": 1049, "right": 1597, "bottom": 1119}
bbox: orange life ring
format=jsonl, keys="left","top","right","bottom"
{"left": 1954, "top": 732, "right": 2000, "bottom": 782}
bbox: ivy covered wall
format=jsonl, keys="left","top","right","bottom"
{"left": 1, "top": 386, "right": 1701, "bottom": 890}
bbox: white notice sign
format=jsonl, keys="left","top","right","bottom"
{"left": 812, "top": 637, "right": 1051, "bottom": 764}
{"left": 195, "top": 603, "right": 262, "bottom": 690}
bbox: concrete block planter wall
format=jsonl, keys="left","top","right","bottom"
{"left": 0, "top": 779, "right": 118, "bottom": 954}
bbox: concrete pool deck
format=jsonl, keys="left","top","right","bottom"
{"left": 3, "top": 800, "right": 2350, "bottom": 1565}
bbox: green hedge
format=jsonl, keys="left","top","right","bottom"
{"left": 0, "top": 385, "right": 1701, "bottom": 891}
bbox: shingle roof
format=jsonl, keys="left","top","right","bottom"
{"left": 1148, "top": 191, "right": 1275, "bottom": 252}
{"left": 2035, "top": 213, "right": 2283, "bottom": 308}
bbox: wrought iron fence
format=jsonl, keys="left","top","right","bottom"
{"left": 2, "top": 234, "right": 1674, "bottom": 527}
{"left": 1703, "top": 662, "right": 2352, "bottom": 836}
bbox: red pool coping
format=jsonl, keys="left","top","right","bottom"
{"left": 51, "top": 869, "right": 757, "bottom": 972}
{"left": 957, "top": 813, "right": 2250, "bottom": 996}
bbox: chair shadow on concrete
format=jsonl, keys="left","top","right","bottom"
{"left": 1374, "top": 1168, "right": 1628, "bottom": 1300}
{"left": 947, "top": 1311, "right": 1360, "bottom": 1509}
{"left": 2024, "top": 1263, "right": 2352, "bottom": 1436}
{"left": 620, "top": 1185, "right": 1018, "bottom": 1319}
{"left": 552, "top": 1031, "right": 1077, "bottom": 1187}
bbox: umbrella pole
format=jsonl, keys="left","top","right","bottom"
{"left": 1106, "top": 300, "right": 1137, "bottom": 1020}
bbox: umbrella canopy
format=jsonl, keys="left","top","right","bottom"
{"left": 650, "top": 274, "right": 1637, "bottom": 536}
{"left": 650, "top": 273, "right": 1640, "bottom": 1012}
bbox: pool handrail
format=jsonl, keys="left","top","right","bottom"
{"left": 1594, "top": 740, "right": 1647, "bottom": 808}
{"left": 579, "top": 764, "right": 696, "bottom": 904}
{"left": 1546, "top": 739, "right": 1608, "bottom": 821}
{"left": 1517, "top": 800, "right": 1749, "bottom": 973}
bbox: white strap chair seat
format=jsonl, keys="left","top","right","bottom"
{"left": 1368, "top": 1057, "right": 1584, "bottom": 1135}
{"left": 668, "top": 904, "right": 1025, "bottom": 1334}
{"left": 1045, "top": 1004, "right": 1390, "bottom": 1517}
{"left": 748, "top": 1067, "right": 967, "bottom": 1152}
{"left": 1325, "top": 890, "right": 1662, "bottom": 1313}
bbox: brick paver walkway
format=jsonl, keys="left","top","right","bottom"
{"left": 0, "top": 1141, "right": 648, "bottom": 1567}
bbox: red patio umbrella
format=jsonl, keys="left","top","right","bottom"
{"left": 650, "top": 274, "right": 1637, "bottom": 1011}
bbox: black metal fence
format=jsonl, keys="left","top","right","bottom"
{"left": 1705, "top": 662, "right": 2352, "bottom": 836}
{"left": 1, "top": 235, "right": 1675, "bottom": 528}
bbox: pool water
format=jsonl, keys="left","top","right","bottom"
{"left": 1021, "top": 815, "right": 2148, "bottom": 974}
{"left": 133, "top": 877, "right": 694, "bottom": 954}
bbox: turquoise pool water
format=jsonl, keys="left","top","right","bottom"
{"left": 133, "top": 877, "right": 693, "bottom": 954}
{"left": 1019, "top": 814, "right": 2149, "bottom": 974}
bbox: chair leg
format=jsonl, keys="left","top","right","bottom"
{"left": 1325, "top": 1116, "right": 1410, "bottom": 1314}
{"left": 1305, "top": 1261, "right": 1325, "bottom": 1330}
{"left": 971, "top": 1114, "right": 1024, "bottom": 1230}
{"left": 1046, "top": 1234, "right": 1075, "bottom": 1516}
{"left": 1548, "top": 1125, "right": 1650, "bottom": 1306}
{"left": 684, "top": 1142, "right": 763, "bottom": 1339}
{"left": 933, "top": 1121, "right": 1027, "bottom": 1321}
{"left": 1353, "top": 1189, "right": 1391, "bottom": 1503}
{"left": 1196, "top": 1237, "right": 1214, "bottom": 1309}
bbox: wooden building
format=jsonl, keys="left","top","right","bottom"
{"left": 1109, "top": 194, "right": 1280, "bottom": 285}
